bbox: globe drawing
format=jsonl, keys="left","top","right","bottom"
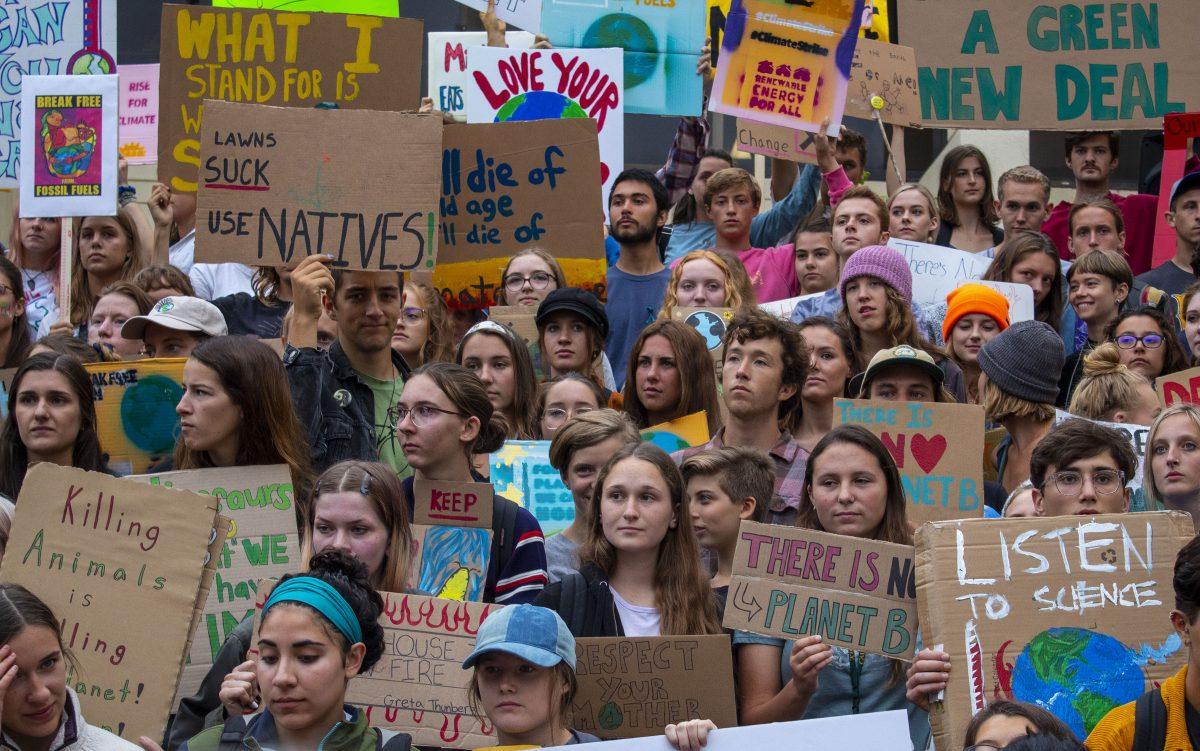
{"left": 1011, "top": 627, "right": 1146, "bottom": 739}
{"left": 120, "top": 375, "right": 185, "bottom": 453}
{"left": 495, "top": 90, "right": 588, "bottom": 123}
{"left": 685, "top": 311, "right": 726, "bottom": 351}
{"left": 583, "top": 13, "right": 657, "bottom": 88}
{"left": 642, "top": 431, "right": 689, "bottom": 454}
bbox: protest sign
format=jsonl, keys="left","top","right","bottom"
{"left": 735, "top": 118, "right": 819, "bottom": 164}
{"left": 1053, "top": 410, "right": 1149, "bottom": 492}
{"left": 958, "top": 279, "right": 1036, "bottom": 324}
{"left": 491, "top": 440, "right": 575, "bottom": 537}
{"left": 195, "top": 101, "right": 441, "bottom": 271}
{"left": 899, "top": 1, "right": 1199, "bottom": 130}
{"left": 19, "top": 75, "right": 119, "bottom": 217}
{"left": 724, "top": 521, "right": 917, "bottom": 659}
{"left": 85, "top": 358, "right": 186, "bottom": 476}
{"left": 845, "top": 38, "right": 920, "bottom": 126}
{"left": 572, "top": 636, "right": 738, "bottom": 739}
{"left": 709, "top": 0, "right": 885, "bottom": 69}
{"left": 0, "top": 368, "right": 14, "bottom": 419}
{"left": 429, "top": 32, "right": 536, "bottom": 121}
{"left": 455, "top": 0, "right": 543, "bottom": 33}
{"left": 672, "top": 308, "right": 733, "bottom": 363}
{"left": 833, "top": 398, "right": 986, "bottom": 525}
{"left": 435, "top": 119, "right": 604, "bottom": 308}
{"left": 488, "top": 306, "right": 539, "bottom": 344}
{"left": 1157, "top": 365, "right": 1200, "bottom": 407}
{"left": 466, "top": 46, "right": 624, "bottom": 216}
{"left": 413, "top": 480, "right": 494, "bottom": 528}
{"left": 542, "top": 0, "right": 706, "bottom": 117}
{"left": 709, "top": 0, "right": 864, "bottom": 133}
{"left": 916, "top": 512, "right": 1194, "bottom": 746}
{"left": 412, "top": 524, "right": 492, "bottom": 602}
{"left": 546, "top": 711, "right": 911, "bottom": 751}
{"left": 125, "top": 465, "right": 301, "bottom": 704}
{"left": 1152, "top": 113, "right": 1200, "bottom": 268}
{"left": 759, "top": 291, "right": 820, "bottom": 319}
{"left": 118, "top": 65, "right": 159, "bottom": 165}
{"left": 642, "top": 412, "right": 711, "bottom": 454}
{"left": 888, "top": 237, "right": 996, "bottom": 340}
{"left": 0, "top": 0, "right": 116, "bottom": 187}
{"left": 158, "top": 4, "right": 423, "bottom": 191}
{"left": 0, "top": 465, "right": 219, "bottom": 741}
{"left": 214, "top": 0, "right": 399, "bottom": 14}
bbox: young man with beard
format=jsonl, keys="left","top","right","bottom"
{"left": 604, "top": 168, "right": 671, "bottom": 390}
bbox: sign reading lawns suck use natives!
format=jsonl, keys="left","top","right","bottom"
{"left": 899, "top": 1, "right": 1199, "bottom": 129}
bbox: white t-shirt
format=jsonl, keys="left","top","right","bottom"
{"left": 171, "top": 230, "right": 255, "bottom": 300}
{"left": 169, "top": 229, "right": 195, "bottom": 275}
{"left": 21, "top": 267, "right": 57, "bottom": 334}
{"left": 610, "top": 586, "right": 661, "bottom": 637}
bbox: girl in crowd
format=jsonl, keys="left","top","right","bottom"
{"left": 457, "top": 321, "right": 539, "bottom": 441}
{"left": 168, "top": 461, "right": 415, "bottom": 748}
{"left": 0, "top": 256, "right": 29, "bottom": 368}
{"left": 1067, "top": 344, "right": 1161, "bottom": 426}
{"left": 735, "top": 426, "right": 930, "bottom": 750}
{"left": 23, "top": 333, "right": 110, "bottom": 364}
{"left": 133, "top": 264, "right": 195, "bottom": 303}
{"left": 463, "top": 604, "right": 716, "bottom": 750}
{"left": 962, "top": 701, "right": 1077, "bottom": 750}
{"left": 9, "top": 212, "right": 61, "bottom": 334}
{"left": 0, "top": 584, "right": 138, "bottom": 750}
{"left": 1059, "top": 249, "right": 1134, "bottom": 404}
{"left": 943, "top": 284, "right": 1011, "bottom": 404}
{"left": 535, "top": 442, "right": 722, "bottom": 637}
{"left": 1002, "top": 481, "right": 1038, "bottom": 518}
{"left": 211, "top": 267, "right": 294, "bottom": 339}
{"left": 55, "top": 212, "right": 145, "bottom": 337}
{"left": 1106, "top": 307, "right": 1188, "bottom": 382}
{"left": 837, "top": 245, "right": 967, "bottom": 401}
{"left": 935, "top": 145, "right": 1004, "bottom": 252}
{"left": 660, "top": 250, "right": 755, "bottom": 320}
{"left": 0, "top": 353, "right": 106, "bottom": 500}
{"left": 493, "top": 248, "right": 566, "bottom": 308}
{"left": 622, "top": 320, "right": 722, "bottom": 436}
{"left": 172, "top": 551, "right": 413, "bottom": 751}
{"left": 396, "top": 362, "right": 547, "bottom": 605}
{"left": 1183, "top": 280, "right": 1200, "bottom": 363}
{"left": 790, "top": 317, "right": 855, "bottom": 452}
{"left": 792, "top": 219, "right": 839, "bottom": 296}
{"left": 537, "top": 373, "right": 605, "bottom": 441}
{"left": 545, "top": 409, "right": 641, "bottom": 581}
{"left": 174, "top": 337, "right": 313, "bottom": 501}
{"left": 535, "top": 289, "right": 616, "bottom": 405}
{"left": 392, "top": 278, "right": 453, "bottom": 368}
{"left": 87, "top": 281, "right": 151, "bottom": 358}
{"left": 983, "top": 231, "right": 1065, "bottom": 331}
{"left": 1145, "top": 405, "right": 1200, "bottom": 526}
{"left": 887, "top": 183, "right": 940, "bottom": 244}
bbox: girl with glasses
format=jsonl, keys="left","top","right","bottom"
{"left": 391, "top": 279, "right": 453, "bottom": 368}
{"left": 1105, "top": 307, "right": 1188, "bottom": 382}
{"left": 493, "top": 249, "right": 566, "bottom": 308}
{"left": 536, "top": 373, "right": 605, "bottom": 441}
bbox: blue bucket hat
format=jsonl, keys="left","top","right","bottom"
{"left": 462, "top": 604, "right": 576, "bottom": 670}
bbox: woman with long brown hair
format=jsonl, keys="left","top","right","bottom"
{"left": 622, "top": 319, "right": 722, "bottom": 435}
{"left": 983, "top": 230, "right": 1065, "bottom": 331}
{"left": 936, "top": 145, "right": 1003, "bottom": 252}
{"left": 535, "top": 442, "right": 723, "bottom": 638}
{"left": 392, "top": 278, "right": 453, "bottom": 367}
{"left": 60, "top": 210, "right": 145, "bottom": 334}
{"left": 457, "top": 321, "right": 540, "bottom": 441}
{"left": 0, "top": 256, "right": 30, "bottom": 368}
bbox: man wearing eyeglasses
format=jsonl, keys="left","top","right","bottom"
{"left": 1029, "top": 418, "right": 1138, "bottom": 517}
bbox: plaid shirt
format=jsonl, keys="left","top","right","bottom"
{"left": 673, "top": 428, "right": 809, "bottom": 526}
{"left": 656, "top": 116, "right": 711, "bottom": 207}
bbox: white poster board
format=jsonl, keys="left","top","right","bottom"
{"left": 453, "top": 0, "right": 543, "bottom": 32}
{"left": 428, "top": 31, "right": 535, "bottom": 121}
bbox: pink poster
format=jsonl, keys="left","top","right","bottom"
{"left": 119, "top": 64, "right": 159, "bottom": 165}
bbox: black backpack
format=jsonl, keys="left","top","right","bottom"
{"left": 1131, "top": 686, "right": 1168, "bottom": 751}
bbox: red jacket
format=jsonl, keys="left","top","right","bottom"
{"left": 1043, "top": 191, "right": 1160, "bottom": 275}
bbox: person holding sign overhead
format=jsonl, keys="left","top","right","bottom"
{"left": 622, "top": 320, "right": 721, "bottom": 436}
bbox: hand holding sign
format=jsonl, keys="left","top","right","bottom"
{"left": 788, "top": 636, "right": 834, "bottom": 700}
{"left": 219, "top": 659, "right": 260, "bottom": 716}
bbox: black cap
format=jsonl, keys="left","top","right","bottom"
{"left": 1171, "top": 170, "right": 1200, "bottom": 211}
{"left": 535, "top": 288, "right": 608, "bottom": 339}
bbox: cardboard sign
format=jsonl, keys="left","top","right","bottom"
{"left": 899, "top": 1, "right": 1199, "bottom": 130}
{"left": 1152, "top": 113, "right": 1200, "bottom": 268}
{"left": 1053, "top": 410, "right": 1149, "bottom": 491}
{"left": 19, "top": 75, "right": 119, "bottom": 217}
{"left": 0, "top": 465, "right": 220, "bottom": 741}
{"left": 435, "top": 120, "right": 605, "bottom": 308}
{"left": 487, "top": 306, "right": 539, "bottom": 344}
{"left": 916, "top": 512, "right": 1194, "bottom": 746}
{"left": 454, "top": 0, "right": 543, "bottom": 33}
{"left": 466, "top": 47, "right": 624, "bottom": 217}
{"left": 118, "top": 64, "right": 159, "bottom": 165}
{"left": 84, "top": 358, "right": 186, "bottom": 477}
{"left": 412, "top": 524, "right": 492, "bottom": 602}
{"left": 572, "top": 636, "right": 738, "bottom": 739}
{"left": 196, "top": 101, "right": 442, "bottom": 272}
{"left": 672, "top": 308, "right": 733, "bottom": 363}
{"left": 845, "top": 38, "right": 921, "bottom": 126}
{"left": 735, "top": 117, "right": 819, "bottom": 164}
{"left": 641, "top": 412, "right": 711, "bottom": 454}
{"left": 833, "top": 398, "right": 986, "bottom": 525}
{"left": 491, "top": 440, "right": 575, "bottom": 537}
{"left": 542, "top": 0, "right": 706, "bottom": 117}
{"left": 214, "top": 0, "right": 400, "bottom": 14}
{"left": 125, "top": 465, "right": 301, "bottom": 704}
{"left": 759, "top": 291, "right": 821, "bottom": 319}
{"left": 0, "top": 0, "right": 116, "bottom": 187}
{"left": 1157, "top": 365, "right": 1200, "bottom": 407}
{"left": 158, "top": 4, "right": 423, "bottom": 192}
{"left": 428, "top": 32, "right": 536, "bottom": 122}
{"left": 413, "top": 480, "right": 494, "bottom": 528}
{"left": 709, "top": 0, "right": 864, "bottom": 132}
{"left": 724, "top": 521, "right": 918, "bottom": 659}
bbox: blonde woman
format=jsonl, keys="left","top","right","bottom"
{"left": 1145, "top": 405, "right": 1200, "bottom": 526}
{"left": 1067, "top": 343, "right": 1161, "bottom": 426}
{"left": 660, "top": 249, "right": 755, "bottom": 320}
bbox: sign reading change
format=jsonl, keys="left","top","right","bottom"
{"left": 196, "top": 101, "right": 442, "bottom": 271}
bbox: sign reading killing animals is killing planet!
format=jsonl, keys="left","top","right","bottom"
{"left": 196, "top": 101, "right": 442, "bottom": 272}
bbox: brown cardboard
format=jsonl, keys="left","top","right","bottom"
{"left": 487, "top": 306, "right": 539, "bottom": 345}
{"left": 833, "top": 398, "right": 986, "bottom": 525}
{"left": 1156, "top": 365, "right": 1200, "bottom": 407}
{"left": 125, "top": 465, "right": 302, "bottom": 705}
{"left": 915, "top": 512, "right": 1194, "bottom": 748}
{"left": 84, "top": 358, "right": 186, "bottom": 476}
{"left": 195, "top": 100, "right": 441, "bottom": 271}
{"left": 0, "top": 465, "right": 220, "bottom": 742}
{"left": 898, "top": 1, "right": 1200, "bottom": 130}
{"left": 671, "top": 307, "right": 734, "bottom": 363}
{"left": 724, "top": 521, "right": 918, "bottom": 660}
{"left": 735, "top": 117, "right": 819, "bottom": 164}
{"left": 158, "top": 4, "right": 423, "bottom": 191}
{"left": 845, "top": 38, "right": 921, "bottom": 126}
{"left": 435, "top": 120, "right": 605, "bottom": 308}
{"left": 572, "top": 635, "right": 738, "bottom": 739}
{"left": 413, "top": 480, "right": 494, "bottom": 528}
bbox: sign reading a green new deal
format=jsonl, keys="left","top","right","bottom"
{"left": 899, "top": 1, "right": 1199, "bottom": 129}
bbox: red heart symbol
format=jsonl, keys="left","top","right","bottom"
{"left": 910, "top": 434, "right": 947, "bottom": 473}
{"left": 601, "top": 162, "right": 610, "bottom": 183}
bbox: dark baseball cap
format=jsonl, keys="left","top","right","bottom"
{"left": 535, "top": 288, "right": 608, "bottom": 339}
{"left": 1171, "top": 170, "right": 1200, "bottom": 211}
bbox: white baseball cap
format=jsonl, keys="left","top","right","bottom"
{"left": 121, "top": 296, "right": 228, "bottom": 339}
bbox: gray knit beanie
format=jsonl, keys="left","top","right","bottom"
{"left": 977, "top": 320, "right": 1064, "bottom": 404}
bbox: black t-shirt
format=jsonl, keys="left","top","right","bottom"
{"left": 212, "top": 292, "right": 287, "bottom": 339}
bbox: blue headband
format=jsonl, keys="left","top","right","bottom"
{"left": 262, "top": 577, "right": 363, "bottom": 646}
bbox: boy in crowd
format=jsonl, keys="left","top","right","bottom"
{"left": 120, "top": 296, "right": 227, "bottom": 358}
{"left": 1029, "top": 418, "right": 1136, "bottom": 516}
{"left": 1137, "top": 170, "right": 1200, "bottom": 298}
{"left": 705, "top": 168, "right": 799, "bottom": 303}
{"left": 995, "top": 165, "right": 1052, "bottom": 239}
{"left": 851, "top": 345, "right": 953, "bottom": 403}
{"left": 792, "top": 217, "right": 839, "bottom": 295}
{"left": 1065, "top": 199, "right": 1173, "bottom": 316}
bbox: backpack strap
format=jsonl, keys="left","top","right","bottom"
{"left": 1132, "top": 686, "right": 1168, "bottom": 751}
{"left": 216, "top": 715, "right": 249, "bottom": 751}
{"left": 488, "top": 498, "right": 518, "bottom": 602}
{"left": 556, "top": 571, "right": 588, "bottom": 636}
